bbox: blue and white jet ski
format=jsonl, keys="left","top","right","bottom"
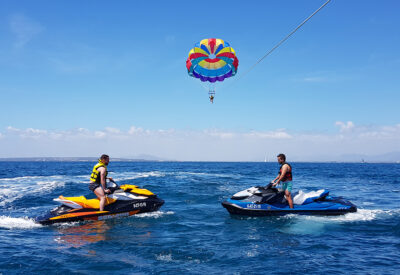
{"left": 222, "top": 183, "right": 357, "bottom": 216}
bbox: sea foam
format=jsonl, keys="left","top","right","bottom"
{"left": 0, "top": 175, "right": 67, "bottom": 207}
{"left": 0, "top": 216, "right": 42, "bottom": 229}
{"left": 132, "top": 211, "right": 174, "bottom": 219}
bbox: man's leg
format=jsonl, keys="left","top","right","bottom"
{"left": 94, "top": 187, "right": 106, "bottom": 211}
{"left": 285, "top": 190, "right": 293, "bottom": 209}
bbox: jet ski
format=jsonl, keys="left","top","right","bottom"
{"left": 36, "top": 181, "right": 164, "bottom": 225}
{"left": 222, "top": 183, "right": 357, "bottom": 216}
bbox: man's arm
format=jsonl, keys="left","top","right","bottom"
{"left": 98, "top": 167, "right": 109, "bottom": 192}
{"left": 273, "top": 165, "right": 288, "bottom": 186}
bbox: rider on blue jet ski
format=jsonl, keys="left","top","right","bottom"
{"left": 271, "top": 153, "right": 293, "bottom": 208}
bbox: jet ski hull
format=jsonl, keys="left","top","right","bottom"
{"left": 36, "top": 197, "right": 164, "bottom": 225}
{"left": 222, "top": 196, "right": 357, "bottom": 216}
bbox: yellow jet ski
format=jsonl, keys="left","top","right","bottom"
{"left": 36, "top": 182, "right": 164, "bottom": 225}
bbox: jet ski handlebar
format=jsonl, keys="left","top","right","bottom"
{"left": 106, "top": 179, "right": 119, "bottom": 193}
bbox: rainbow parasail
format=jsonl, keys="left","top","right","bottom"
{"left": 186, "top": 38, "right": 239, "bottom": 83}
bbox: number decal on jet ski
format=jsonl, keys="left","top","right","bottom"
{"left": 133, "top": 202, "right": 147, "bottom": 208}
{"left": 246, "top": 204, "right": 261, "bottom": 209}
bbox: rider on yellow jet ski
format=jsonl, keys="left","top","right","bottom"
{"left": 89, "top": 154, "right": 114, "bottom": 211}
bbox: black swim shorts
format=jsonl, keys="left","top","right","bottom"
{"left": 89, "top": 182, "right": 101, "bottom": 192}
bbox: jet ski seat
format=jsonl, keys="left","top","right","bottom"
{"left": 292, "top": 190, "right": 329, "bottom": 205}
{"left": 55, "top": 185, "right": 154, "bottom": 209}
{"left": 57, "top": 196, "right": 116, "bottom": 209}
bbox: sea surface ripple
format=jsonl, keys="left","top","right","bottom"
{"left": 0, "top": 161, "right": 399, "bottom": 274}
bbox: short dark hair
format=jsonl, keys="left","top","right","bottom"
{"left": 100, "top": 154, "right": 109, "bottom": 160}
{"left": 277, "top": 153, "right": 286, "bottom": 161}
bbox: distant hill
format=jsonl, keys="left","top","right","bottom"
{"left": 0, "top": 152, "right": 399, "bottom": 163}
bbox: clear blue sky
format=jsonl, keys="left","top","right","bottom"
{"left": 0, "top": 0, "right": 399, "bottom": 160}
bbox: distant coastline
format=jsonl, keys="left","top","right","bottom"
{"left": 0, "top": 157, "right": 159, "bottom": 162}
{"left": 0, "top": 157, "right": 398, "bottom": 163}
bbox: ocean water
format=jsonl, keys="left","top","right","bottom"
{"left": 0, "top": 161, "right": 399, "bottom": 274}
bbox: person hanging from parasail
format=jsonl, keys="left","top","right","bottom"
{"left": 209, "top": 88, "right": 215, "bottom": 103}
{"left": 186, "top": 38, "right": 239, "bottom": 103}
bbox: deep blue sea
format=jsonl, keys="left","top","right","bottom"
{"left": 0, "top": 161, "right": 399, "bottom": 274}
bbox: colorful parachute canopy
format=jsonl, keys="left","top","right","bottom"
{"left": 186, "top": 38, "right": 239, "bottom": 83}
